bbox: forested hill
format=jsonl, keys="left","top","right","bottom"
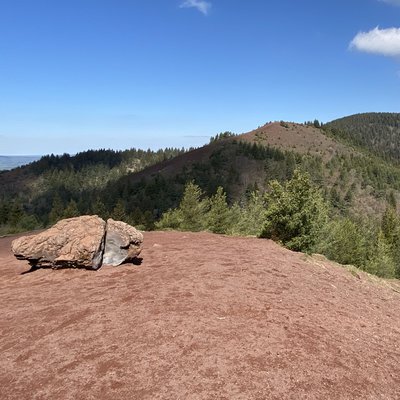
{"left": 325, "top": 112, "right": 400, "bottom": 162}
{"left": 4, "top": 114, "right": 400, "bottom": 280}
{"left": 3, "top": 115, "right": 400, "bottom": 241}
{"left": 0, "top": 147, "right": 186, "bottom": 195}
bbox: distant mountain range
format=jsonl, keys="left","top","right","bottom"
{"left": 0, "top": 156, "right": 41, "bottom": 171}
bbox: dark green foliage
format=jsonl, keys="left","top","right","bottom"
{"left": 313, "top": 119, "right": 321, "bottom": 128}
{"left": 155, "top": 208, "right": 183, "bottom": 230}
{"left": 175, "top": 181, "right": 208, "bottom": 232}
{"left": 381, "top": 206, "right": 399, "bottom": 246}
{"left": 206, "top": 187, "right": 231, "bottom": 234}
{"left": 63, "top": 199, "right": 80, "bottom": 219}
{"left": 229, "top": 191, "right": 265, "bottom": 236}
{"left": 260, "top": 170, "right": 328, "bottom": 252}
{"left": 209, "top": 131, "right": 236, "bottom": 143}
{"left": 91, "top": 198, "right": 108, "bottom": 220}
{"left": 17, "top": 214, "right": 40, "bottom": 232}
{"left": 157, "top": 183, "right": 266, "bottom": 237}
{"left": 313, "top": 208, "right": 400, "bottom": 279}
{"left": 315, "top": 218, "right": 366, "bottom": 267}
{"left": 387, "top": 191, "right": 397, "bottom": 209}
{"left": 365, "top": 231, "right": 396, "bottom": 278}
{"left": 0, "top": 146, "right": 186, "bottom": 233}
{"left": 325, "top": 112, "right": 400, "bottom": 162}
{"left": 31, "top": 148, "right": 185, "bottom": 175}
{"left": 2, "top": 114, "right": 400, "bottom": 281}
{"left": 49, "top": 193, "right": 64, "bottom": 224}
{"left": 304, "top": 120, "right": 323, "bottom": 128}
{"left": 8, "top": 202, "right": 24, "bottom": 227}
{"left": 8, "top": 130, "right": 400, "bottom": 239}
{"left": 156, "top": 181, "right": 209, "bottom": 232}
{"left": 111, "top": 199, "right": 127, "bottom": 222}
{"left": 379, "top": 204, "right": 400, "bottom": 278}
{"left": 0, "top": 202, "right": 9, "bottom": 225}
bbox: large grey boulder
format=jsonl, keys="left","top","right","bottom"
{"left": 102, "top": 219, "right": 143, "bottom": 266}
{"left": 12, "top": 216, "right": 106, "bottom": 270}
{"left": 11, "top": 215, "right": 143, "bottom": 270}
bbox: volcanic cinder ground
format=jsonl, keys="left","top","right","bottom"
{"left": 1, "top": 231, "right": 400, "bottom": 400}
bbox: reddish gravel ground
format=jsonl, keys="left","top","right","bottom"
{"left": 1, "top": 231, "right": 400, "bottom": 400}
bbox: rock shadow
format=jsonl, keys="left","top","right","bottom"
{"left": 129, "top": 257, "right": 143, "bottom": 266}
{"left": 21, "top": 266, "right": 40, "bottom": 275}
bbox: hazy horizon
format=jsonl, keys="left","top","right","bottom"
{"left": 0, "top": 155, "right": 42, "bottom": 171}
{"left": 1, "top": 0, "right": 399, "bottom": 155}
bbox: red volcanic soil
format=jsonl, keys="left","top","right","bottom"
{"left": 239, "top": 122, "right": 352, "bottom": 161}
{"left": 1, "top": 231, "right": 400, "bottom": 400}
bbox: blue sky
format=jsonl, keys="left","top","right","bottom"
{"left": 1, "top": 0, "right": 400, "bottom": 155}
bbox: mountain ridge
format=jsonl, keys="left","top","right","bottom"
{"left": 2, "top": 112, "right": 400, "bottom": 234}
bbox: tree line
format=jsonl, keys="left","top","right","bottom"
{"left": 325, "top": 112, "right": 400, "bottom": 163}
{"left": 156, "top": 172, "right": 400, "bottom": 279}
{"left": 3, "top": 135, "right": 400, "bottom": 280}
{"left": 3, "top": 139, "right": 400, "bottom": 236}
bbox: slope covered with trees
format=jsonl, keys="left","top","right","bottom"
{"left": 325, "top": 112, "right": 400, "bottom": 162}
{"left": 157, "top": 175, "right": 400, "bottom": 279}
{"left": 0, "top": 147, "right": 186, "bottom": 234}
{"left": 3, "top": 114, "right": 400, "bottom": 279}
{"left": 2, "top": 120, "right": 400, "bottom": 234}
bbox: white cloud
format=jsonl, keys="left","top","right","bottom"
{"left": 380, "top": 0, "right": 400, "bottom": 6}
{"left": 350, "top": 27, "right": 400, "bottom": 57}
{"left": 180, "top": 0, "right": 211, "bottom": 15}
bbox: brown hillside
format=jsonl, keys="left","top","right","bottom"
{"left": 0, "top": 121, "right": 357, "bottom": 196}
{"left": 240, "top": 122, "right": 351, "bottom": 160}
{"left": 1, "top": 231, "right": 399, "bottom": 399}
{"left": 130, "top": 122, "right": 352, "bottom": 181}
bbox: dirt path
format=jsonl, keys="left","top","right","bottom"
{"left": 1, "top": 231, "right": 399, "bottom": 399}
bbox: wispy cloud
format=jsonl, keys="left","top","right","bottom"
{"left": 180, "top": 0, "right": 212, "bottom": 15}
{"left": 379, "top": 0, "right": 400, "bottom": 6}
{"left": 350, "top": 27, "right": 400, "bottom": 57}
{"left": 183, "top": 135, "right": 210, "bottom": 138}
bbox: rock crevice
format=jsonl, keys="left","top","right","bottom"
{"left": 11, "top": 216, "right": 143, "bottom": 270}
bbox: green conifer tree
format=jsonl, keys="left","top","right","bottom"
{"left": 314, "top": 218, "right": 366, "bottom": 267}
{"left": 92, "top": 198, "right": 108, "bottom": 219}
{"left": 365, "top": 230, "right": 396, "bottom": 278}
{"left": 206, "top": 186, "right": 231, "bottom": 234}
{"left": 18, "top": 214, "right": 40, "bottom": 231}
{"left": 260, "top": 170, "right": 328, "bottom": 252}
{"left": 63, "top": 199, "right": 80, "bottom": 219}
{"left": 179, "top": 181, "right": 208, "bottom": 232}
{"left": 9, "top": 202, "right": 24, "bottom": 227}
{"left": 155, "top": 208, "right": 183, "bottom": 230}
{"left": 156, "top": 181, "right": 208, "bottom": 232}
{"left": 49, "top": 193, "right": 64, "bottom": 224}
{"left": 229, "top": 191, "right": 265, "bottom": 236}
{"left": 0, "top": 202, "right": 10, "bottom": 225}
{"left": 381, "top": 206, "right": 399, "bottom": 246}
{"left": 381, "top": 203, "right": 400, "bottom": 278}
{"left": 111, "top": 199, "right": 127, "bottom": 221}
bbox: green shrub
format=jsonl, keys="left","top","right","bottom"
{"left": 314, "top": 218, "right": 366, "bottom": 267}
{"left": 260, "top": 170, "right": 328, "bottom": 252}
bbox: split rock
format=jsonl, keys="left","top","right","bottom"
{"left": 11, "top": 215, "right": 106, "bottom": 270}
{"left": 102, "top": 218, "right": 143, "bottom": 266}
